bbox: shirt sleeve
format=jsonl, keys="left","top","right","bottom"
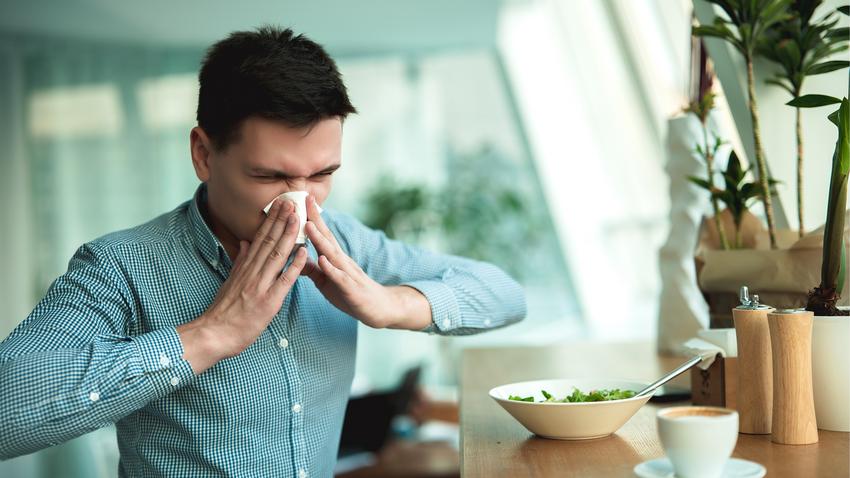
{"left": 324, "top": 211, "right": 527, "bottom": 335}
{"left": 0, "top": 242, "right": 196, "bottom": 460}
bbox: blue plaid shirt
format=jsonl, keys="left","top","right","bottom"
{"left": 0, "top": 185, "right": 526, "bottom": 477}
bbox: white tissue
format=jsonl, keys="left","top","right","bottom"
{"left": 262, "top": 191, "right": 323, "bottom": 244}
{"left": 683, "top": 338, "right": 727, "bottom": 370}
{"left": 697, "top": 328, "right": 737, "bottom": 357}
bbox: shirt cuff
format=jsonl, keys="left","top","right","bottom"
{"left": 130, "top": 327, "right": 196, "bottom": 397}
{"left": 402, "top": 280, "right": 461, "bottom": 333}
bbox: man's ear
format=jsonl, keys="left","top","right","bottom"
{"left": 190, "top": 127, "right": 214, "bottom": 182}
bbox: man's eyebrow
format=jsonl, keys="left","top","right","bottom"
{"left": 313, "top": 163, "right": 341, "bottom": 175}
{"left": 247, "top": 163, "right": 341, "bottom": 177}
{"left": 248, "top": 167, "right": 290, "bottom": 177}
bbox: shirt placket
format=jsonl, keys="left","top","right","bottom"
{"left": 269, "top": 281, "right": 309, "bottom": 478}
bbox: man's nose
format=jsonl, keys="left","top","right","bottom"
{"left": 286, "top": 178, "right": 308, "bottom": 191}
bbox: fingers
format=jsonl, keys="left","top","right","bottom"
{"left": 305, "top": 221, "right": 337, "bottom": 256}
{"left": 306, "top": 221, "right": 367, "bottom": 282}
{"left": 244, "top": 199, "right": 284, "bottom": 264}
{"left": 318, "top": 254, "right": 356, "bottom": 289}
{"left": 258, "top": 212, "right": 301, "bottom": 289}
{"left": 271, "top": 247, "right": 308, "bottom": 296}
{"left": 300, "top": 259, "right": 320, "bottom": 278}
{"left": 306, "top": 195, "right": 336, "bottom": 241}
{"left": 300, "top": 258, "right": 328, "bottom": 288}
{"left": 248, "top": 201, "right": 294, "bottom": 276}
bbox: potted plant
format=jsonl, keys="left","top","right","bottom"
{"left": 694, "top": 0, "right": 792, "bottom": 249}
{"left": 691, "top": 150, "right": 779, "bottom": 249}
{"left": 759, "top": 0, "right": 850, "bottom": 238}
{"left": 792, "top": 94, "right": 849, "bottom": 431}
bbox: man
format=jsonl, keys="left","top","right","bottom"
{"left": 0, "top": 26, "right": 526, "bottom": 477}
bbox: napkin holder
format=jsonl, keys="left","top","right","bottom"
{"left": 686, "top": 330, "right": 738, "bottom": 409}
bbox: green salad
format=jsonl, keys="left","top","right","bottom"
{"left": 508, "top": 387, "right": 636, "bottom": 403}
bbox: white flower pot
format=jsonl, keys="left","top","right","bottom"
{"left": 811, "top": 315, "right": 850, "bottom": 432}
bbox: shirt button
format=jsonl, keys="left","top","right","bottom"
{"left": 170, "top": 376, "right": 181, "bottom": 386}
{"left": 292, "top": 403, "right": 302, "bottom": 413}
{"left": 278, "top": 337, "right": 289, "bottom": 349}
{"left": 298, "top": 469, "right": 308, "bottom": 478}
{"left": 89, "top": 392, "right": 100, "bottom": 402}
{"left": 441, "top": 319, "right": 450, "bottom": 329}
{"left": 159, "top": 354, "right": 171, "bottom": 367}
{"left": 484, "top": 319, "right": 492, "bottom": 327}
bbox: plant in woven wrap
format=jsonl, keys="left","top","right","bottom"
{"left": 691, "top": 150, "right": 780, "bottom": 248}
{"left": 693, "top": 0, "right": 792, "bottom": 249}
{"left": 798, "top": 96, "right": 849, "bottom": 316}
{"left": 759, "top": 1, "right": 850, "bottom": 238}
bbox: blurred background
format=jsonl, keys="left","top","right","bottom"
{"left": 0, "top": 0, "right": 846, "bottom": 476}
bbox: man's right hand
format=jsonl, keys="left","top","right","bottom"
{"left": 177, "top": 199, "right": 307, "bottom": 374}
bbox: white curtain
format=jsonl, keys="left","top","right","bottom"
{"left": 498, "top": 0, "right": 696, "bottom": 339}
{"left": 0, "top": 34, "right": 204, "bottom": 478}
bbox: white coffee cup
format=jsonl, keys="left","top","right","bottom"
{"left": 656, "top": 406, "right": 739, "bottom": 478}
{"left": 262, "top": 191, "right": 322, "bottom": 245}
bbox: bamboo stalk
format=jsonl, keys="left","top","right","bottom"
{"left": 732, "top": 214, "right": 743, "bottom": 248}
{"left": 703, "top": 121, "right": 730, "bottom": 250}
{"left": 746, "top": 57, "right": 778, "bottom": 249}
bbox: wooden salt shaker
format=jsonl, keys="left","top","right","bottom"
{"left": 732, "top": 287, "right": 774, "bottom": 434}
{"left": 768, "top": 309, "right": 818, "bottom": 445}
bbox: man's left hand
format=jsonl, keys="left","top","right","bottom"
{"left": 301, "top": 195, "right": 432, "bottom": 330}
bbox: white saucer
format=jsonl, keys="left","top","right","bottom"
{"left": 634, "top": 457, "right": 766, "bottom": 478}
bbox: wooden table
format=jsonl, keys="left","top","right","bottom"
{"left": 335, "top": 440, "right": 459, "bottom": 478}
{"left": 460, "top": 342, "right": 849, "bottom": 477}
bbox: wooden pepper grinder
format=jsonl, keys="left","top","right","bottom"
{"left": 768, "top": 309, "right": 818, "bottom": 445}
{"left": 733, "top": 286, "right": 774, "bottom": 434}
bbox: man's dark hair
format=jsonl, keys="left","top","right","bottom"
{"left": 197, "top": 25, "right": 356, "bottom": 150}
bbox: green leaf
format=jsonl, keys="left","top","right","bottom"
{"left": 827, "top": 27, "right": 849, "bottom": 39}
{"left": 741, "top": 182, "right": 758, "bottom": 199}
{"left": 716, "top": 190, "right": 737, "bottom": 209}
{"left": 693, "top": 25, "right": 734, "bottom": 42}
{"left": 688, "top": 176, "right": 714, "bottom": 191}
{"left": 765, "top": 78, "right": 795, "bottom": 95}
{"left": 821, "top": 98, "right": 850, "bottom": 291}
{"left": 542, "top": 390, "right": 553, "bottom": 400}
{"left": 781, "top": 39, "right": 801, "bottom": 67}
{"left": 715, "top": 0, "right": 741, "bottom": 24}
{"left": 713, "top": 133, "right": 724, "bottom": 147}
{"left": 726, "top": 150, "right": 744, "bottom": 179}
{"left": 787, "top": 94, "right": 842, "bottom": 107}
{"left": 807, "top": 60, "right": 850, "bottom": 75}
{"left": 567, "top": 388, "right": 585, "bottom": 403}
{"left": 508, "top": 394, "right": 535, "bottom": 402}
{"left": 829, "top": 109, "right": 840, "bottom": 126}
{"left": 694, "top": 21, "right": 745, "bottom": 53}
{"left": 740, "top": 23, "right": 753, "bottom": 47}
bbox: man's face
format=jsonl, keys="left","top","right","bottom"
{"left": 191, "top": 116, "right": 342, "bottom": 244}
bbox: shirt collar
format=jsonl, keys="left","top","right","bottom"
{"left": 187, "top": 183, "right": 231, "bottom": 272}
